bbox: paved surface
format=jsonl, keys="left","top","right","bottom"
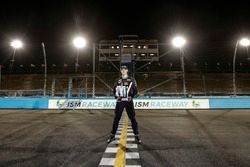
{"left": 0, "top": 109, "right": 250, "bottom": 167}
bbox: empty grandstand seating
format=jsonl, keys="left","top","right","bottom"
{"left": 1, "top": 72, "right": 250, "bottom": 97}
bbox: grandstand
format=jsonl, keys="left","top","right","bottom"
{"left": 1, "top": 72, "right": 250, "bottom": 97}
{"left": 1, "top": 35, "right": 250, "bottom": 98}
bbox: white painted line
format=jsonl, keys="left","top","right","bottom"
{"left": 126, "top": 152, "right": 140, "bottom": 159}
{"left": 127, "top": 129, "right": 133, "bottom": 132}
{"left": 127, "top": 138, "right": 135, "bottom": 141}
{"left": 115, "top": 135, "right": 121, "bottom": 138}
{"left": 127, "top": 133, "right": 135, "bottom": 136}
{"left": 110, "top": 140, "right": 119, "bottom": 144}
{"left": 105, "top": 147, "right": 118, "bottom": 153}
{"left": 126, "top": 165, "right": 142, "bottom": 167}
{"left": 126, "top": 144, "right": 138, "bottom": 148}
{"left": 99, "top": 158, "right": 115, "bottom": 165}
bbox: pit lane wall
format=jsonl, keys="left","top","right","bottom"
{"left": 0, "top": 98, "right": 250, "bottom": 109}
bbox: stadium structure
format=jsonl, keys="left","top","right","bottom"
{"left": 1, "top": 35, "right": 250, "bottom": 98}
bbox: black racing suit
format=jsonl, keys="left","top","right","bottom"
{"left": 110, "top": 76, "right": 139, "bottom": 135}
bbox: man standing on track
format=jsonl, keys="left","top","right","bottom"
{"left": 107, "top": 65, "right": 141, "bottom": 144}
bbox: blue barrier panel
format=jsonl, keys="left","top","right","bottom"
{"left": 209, "top": 98, "right": 250, "bottom": 109}
{"left": 0, "top": 97, "right": 250, "bottom": 109}
{"left": 0, "top": 98, "right": 48, "bottom": 109}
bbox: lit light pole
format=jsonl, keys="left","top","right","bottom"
{"left": 233, "top": 38, "right": 250, "bottom": 96}
{"left": 92, "top": 43, "right": 95, "bottom": 97}
{"left": 73, "top": 36, "right": 87, "bottom": 73}
{"left": 172, "top": 36, "right": 187, "bottom": 97}
{"left": 9, "top": 39, "right": 23, "bottom": 73}
{"left": 0, "top": 65, "right": 2, "bottom": 89}
{"left": 42, "top": 42, "right": 47, "bottom": 96}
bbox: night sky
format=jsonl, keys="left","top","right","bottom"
{"left": 0, "top": 0, "right": 250, "bottom": 73}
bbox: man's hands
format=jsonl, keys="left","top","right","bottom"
{"left": 115, "top": 96, "right": 132, "bottom": 102}
{"left": 116, "top": 96, "right": 122, "bottom": 102}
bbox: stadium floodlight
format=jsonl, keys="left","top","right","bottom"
{"left": 73, "top": 36, "right": 87, "bottom": 49}
{"left": 10, "top": 39, "right": 23, "bottom": 49}
{"left": 172, "top": 36, "right": 186, "bottom": 48}
{"left": 239, "top": 38, "right": 250, "bottom": 47}
{"left": 233, "top": 37, "right": 250, "bottom": 96}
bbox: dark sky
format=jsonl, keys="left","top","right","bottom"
{"left": 0, "top": 0, "right": 250, "bottom": 72}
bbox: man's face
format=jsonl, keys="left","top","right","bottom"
{"left": 120, "top": 68, "right": 128, "bottom": 75}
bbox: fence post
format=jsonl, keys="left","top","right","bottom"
{"left": 68, "top": 77, "right": 72, "bottom": 98}
{"left": 51, "top": 78, "right": 55, "bottom": 97}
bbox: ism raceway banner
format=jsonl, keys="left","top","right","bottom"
{"left": 48, "top": 99, "right": 209, "bottom": 109}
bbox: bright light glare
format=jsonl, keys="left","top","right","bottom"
{"left": 172, "top": 36, "right": 186, "bottom": 48}
{"left": 73, "top": 37, "right": 87, "bottom": 48}
{"left": 239, "top": 38, "right": 250, "bottom": 47}
{"left": 10, "top": 40, "right": 23, "bottom": 49}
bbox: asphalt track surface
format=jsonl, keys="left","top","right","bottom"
{"left": 0, "top": 109, "right": 250, "bottom": 167}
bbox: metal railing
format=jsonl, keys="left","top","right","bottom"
{"left": 0, "top": 89, "right": 44, "bottom": 97}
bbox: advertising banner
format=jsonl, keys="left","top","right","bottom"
{"left": 48, "top": 98, "right": 210, "bottom": 109}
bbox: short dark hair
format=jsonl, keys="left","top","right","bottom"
{"left": 120, "top": 65, "right": 128, "bottom": 70}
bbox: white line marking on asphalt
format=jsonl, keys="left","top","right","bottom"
{"left": 127, "top": 133, "right": 135, "bottom": 136}
{"left": 105, "top": 147, "right": 118, "bottom": 153}
{"left": 115, "top": 135, "right": 121, "bottom": 138}
{"left": 127, "top": 138, "right": 135, "bottom": 141}
{"left": 99, "top": 158, "right": 115, "bottom": 165}
{"left": 126, "top": 152, "right": 140, "bottom": 159}
{"left": 126, "top": 144, "right": 138, "bottom": 148}
{"left": 110, "top": 140, "right": 119, "bottom": 144}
